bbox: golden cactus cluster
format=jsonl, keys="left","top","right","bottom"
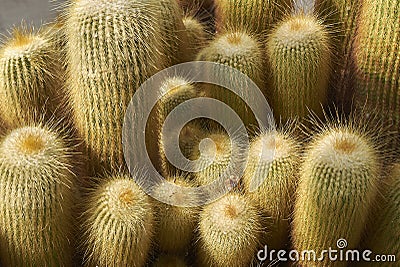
{"left": 0, "top": 0, "right": 398, "bottom": 266}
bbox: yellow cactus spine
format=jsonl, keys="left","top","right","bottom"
{"left": 0, "top": 125, "right": 75, "bottom": 266}
{"left": 0, "top": 27, "right": 64, "bottom": 128}
{"left": 183, "top": 15, "right": 209, "bottom": 57}
{"left": 243, "top": 129, "right": 300, "bottom": 250}
{"left": 354, "top": 0, "right": 400, "bottom": 129}
{"left": 267, "top": 12, "right": 331, "bottom": 121}
{"left": 197, "top": 193, "right": 261, "bottom": 267}
{"left": 80, "top": 174, "right": 154, "bottom": 267}
{"left": 152, "top": 176, "right": 199, "bottom": 254}
{"left": 66, "top": 0, "right": 168, "bottom": 172}
{"left": 293, "top": 122, "right": 380, "bottom": 266}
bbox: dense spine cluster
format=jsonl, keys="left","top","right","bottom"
{"left": 0, "top": 28, "right": 64, "bottom": 128}
{"left": 243, "top": 130, "right": 300, "bottom": 250}
{"left": 354, "top": 0, "right": 400, "bottom": 128}
{"left": 267, "top": 13, "right": 331, "bottom": 121}
{"left": 0, "top": 126, "right": 75, "bottom": 266}
{"left": 80, "top": 174, "right": 154, "bottom": 267}
{"left": 293, "top": 125, "right": 380, "bottom": 266}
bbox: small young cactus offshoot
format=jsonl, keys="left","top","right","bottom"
{"left": 80, "top": 174, "right": 154, "bottom": 267}
{"left": 0, "top": 125, "right": 75, "bottom": 266}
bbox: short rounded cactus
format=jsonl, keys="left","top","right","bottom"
{"left": 197, "top": 192, "right": 261, "bottom": 267}
{"left": 267, "top": 13, "right": 331, "bottom": 121}
{"left": 243, "top": 129, "right": 300, "bottom": 250}
{"left": 293, "top": 123, "right": 380, "bottom": 266}
{"left": 80, "top": 174, "right": 154, "bottom": 267}
{"left": 0, "top": 27, "right": 64, "bottom": 128}
{"left": 183, "top": 15, "right": 209, "bottom": 57}
{"left": 0, "top": 125, "right": 75, "bottom": 266}
{"left": 151, "top": 176, "right": 199, "bottom": 254}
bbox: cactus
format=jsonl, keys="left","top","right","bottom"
{"left": 315, "top": 0, "right": 361, "bottom": 111}
{"left": 267, "top": 13, "right": 331, "bottom": 121}
{"left": 197, "top": 31, "right": 265, "bottom": 127}
{"left": 292, "top": 124, "right": 380, "bottom": 266}
{"left": 359, "top": 163, "right": 400, "bottom": 266}
{"left": 66, "top": 0, "right": 169, "bottom": 172}
{"left": 214, "top": 0, "right": 292, "bottom": 34}
{"left": 197, "top": 192, "right": 261, "bottom": 267}
{"left": 354, "top": 0, "right": 400, "bottom": 129}
{"left": 183, "top": 15, "right": 209, "bottom": 58}
{"left": 80, "top": 174, "right": 154, "bottom": 267}
{"left": 193, "top": 131, "right": 241, "bottom": 187}
{"left": 153, "top": 254, "right": 187, "bottom": 267}
{"left": 151, "top": 176, "right": 199, "bottom": 254}
{"left": 0, "top": 27, "right": 64, "bottom": 128}
{"left": 159, "top": 0, "right": 190, "bottom": 64}
{"left": 0, "top": 126, "right": 75, "bottom": 266}
{"left": 243, "top": 129, "right": 300, "bottom": 250}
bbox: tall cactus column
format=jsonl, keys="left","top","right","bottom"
{"left": 66, "top": 0, "right": 169, "bottom": 173}
{"left": 354, "top": 0, "right": 400, "bottom": 129}
{"left": 267, "top": 12, "right": 331, "bottom": 121}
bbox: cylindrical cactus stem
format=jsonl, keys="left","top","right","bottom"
{"left": 159, "top": 0, "right": 190, "bottom": 64}
{"left": 243, "top": 129, "right": 300, "bottom": 251}
{"left": 66, "top": 0, "right": 169, "bottom": 172}
{"left": 197, "top": 192, "right": 261, "bottom": 267}
{"left": 0, "top": 27, "right": 64, "bottom": 128}
{"left": 80, "top": 174, "right": 154, "bottom": 267}
{"left": 183, "top": 15, "right": 210, "bottom": 58}
{"left": 0, "top": 125, "right": 75, "bottom": 266}
{"left": 197, "top": 31, "right": 265, "bottom": 128}
{"left": 214, "top": 0, "right": 292, "bottom": 34}
{"left": 354, "top": 0, "right": 400, "bottom": 129}
{"left": 151, "top": 176, "right": 199, "bottom": 254}
{"left": 293, "top": 124, "right": 380, "bottom": 266}
{"left": 153, "top": 254, "right": 188, "bottom": 267}
{"left": 155, "top": 77, "right": 199, "bottom": 177}
{"left": 267, "top": 13, "right": 331, "bottom": 121}
{"left": 315, "top": 0, "right": 361, "bottom": 111}
{"left": 359, "top": 163, "right": 400, "bottom": 266}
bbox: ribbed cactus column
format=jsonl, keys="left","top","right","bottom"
{"left": 267, "top": 13, "right": 331, "bottom": 121}
{"left": 0, "top": 126, "right": 75, "bottom": 266}
{"left": 66, "top": 0, "right": 168, "bottom": 172}
{"left": 0, "top": 28, "right": 64, "bottom": 128}
{"left": 293, "top": 125, "right": 380, "bottom": 266}
{"left": 214, "top": 0, "right": 292, "bottom": 34}
{"left": 354, "top": 0, "right": 400, "bottom": 129}
{"left": 197, "top": 193, "right": 261, "bottom": 267}
{"left": 360, "top": 164, "right": 400, "bottom": 266}
{"left": 80, "top": 174, "right": 154, "bottom": 267}
{"left": 197, "top": 31, "right": 265, "bottom": 127}
{"left": 316, "top": 0, "right": 361, "bottom": 111}
{"left": 243, "top": 130, "right": 300, "bottom": 251}
{"left": 152, "top": 176, "right": 199, "bottom": 254}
